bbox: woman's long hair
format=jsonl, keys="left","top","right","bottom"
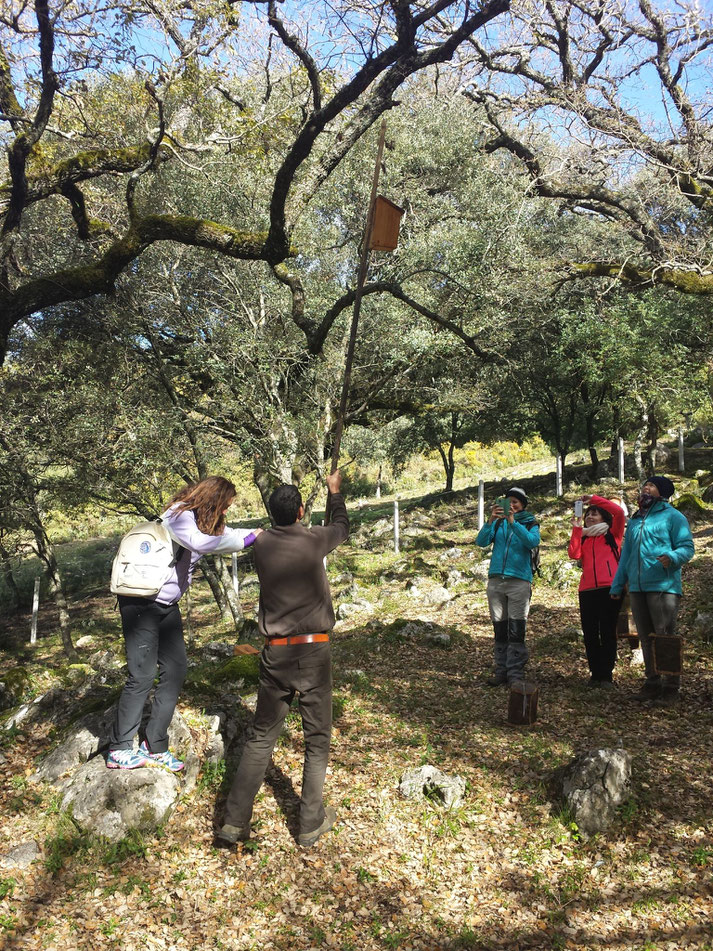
{"left": 583, "top": 504, "right": 620, "bottom": 561}
{"left": 168, "top": 477, "right": 236, "bottom": 536}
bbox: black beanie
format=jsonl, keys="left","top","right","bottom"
{"left": 644, "top": 476, "right": 675, "bottom": 499}
{"left": 506, "top": 486, "right": 529, "bottom": 507}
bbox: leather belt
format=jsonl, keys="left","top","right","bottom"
{"left": 265, "top": 633, "right": 329, "bottom": 646}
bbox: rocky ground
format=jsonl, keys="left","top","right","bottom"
{"left": 1, "top": 461, "right": 713, "bottom": 951}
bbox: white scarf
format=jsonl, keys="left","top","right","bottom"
{"left": 582, "top": 522, "right": 609, "bottom": 537}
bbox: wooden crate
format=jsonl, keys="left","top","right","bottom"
{"left": 369, "top": 195, "right": 404, "bottom": 251}
{"left": 652, "top": 635, "right": 683, "bottom": 676}
{"left": 508, "top": 682, "right": 539, "bottom": 725}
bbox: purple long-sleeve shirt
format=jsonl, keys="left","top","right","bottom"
{"left": 155, "top": 505, "right": 257, "bottom": 605}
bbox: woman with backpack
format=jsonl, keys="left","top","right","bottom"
{"left": 568, "top": 494, "right": 626, "bottom": 687}
{"left": 476, "top": 486, "right": 540, "bottom": 686}
{"left": 108, "top": 476, "right": 261, "bottom": 771}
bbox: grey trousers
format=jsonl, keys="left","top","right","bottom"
{"left": 629, "top": 591, "right": 682, "bottom": 688}
{"left": 110, "top": 596, "right": 187, "bottom": 753}
{"left": 486, "top": 576, "right": 531, "bottom": 682}
{"left": 224, "top": 642, "right": 332, "bottom": 837}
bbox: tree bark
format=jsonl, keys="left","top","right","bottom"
{"left": 200, "top": 557, "right": 231, "bottom": 622}
{"left": 0, "top": 540, "right": 20, "bottom": 610}
{"left": 44, "top": 550, "right": 78, "bottom": 663}
{"left": 633, "top": 397, "right": 649, "bottom": 482}
{"left": 646, "top": 409, "right": 659, "bottom": 476}
{"left": 215, "top": 555, "right": 243, "bottom": 626}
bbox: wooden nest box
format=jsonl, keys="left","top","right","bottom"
{"left": 369, "top": 195, "right": 404, "bottom": 251}
{"left": 652, "top": 635, "right": 683, "bottom": 676}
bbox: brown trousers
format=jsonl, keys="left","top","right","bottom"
{"left": 223, "top": 641, "right": 332, "bottom": 836}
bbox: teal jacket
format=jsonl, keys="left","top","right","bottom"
{"left": 610, "top": 500, "right": 694, "bottom": 596}
{"left": 476, "top": 512, "right": 540, "bottom": 582}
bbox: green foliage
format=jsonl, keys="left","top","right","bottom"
{"left": 691, "top": 846, "right": 713, "bottom": 867}
{"left": 0, "top": 878, "right": 16, "bottom": 900}
{"left": 196, "top": 759, "right": 227, "bottom": 794}
{"left": 101, "top": 829, "right": 147, "bottom": 866}
{"left": 619, "top": 797, "right": 639, "bottom": 823}
{"left": 44, "top": 820, "right": 89, "bottom": 877}
{"left": 1, "top": 667, "right": 29, "bottom": 705}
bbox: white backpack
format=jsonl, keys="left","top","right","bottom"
{"left": 110, "top": 519, "right": 183, "bottom": 598}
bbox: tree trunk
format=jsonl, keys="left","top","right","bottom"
{"left": 0, "top": 541, "right": 20, "bottom": 610}
{"left": 646, "top": 410, "right": 659, "bottom": 476}
{"left": 184, "top": 587, "right": 194, "bottom": 647}
{"left": 633, "top": 397, "right": 648, "bottom": 482}
{"left": 215, "top": 554, "right": 243, "bottom": 626}
{"left": 610, "top": 405, "right": 622, "bottom": 466}
{"left": 201, "top": 557, "right": 231, "bottom": 621}
{"left": 253, "top": 461, "right": 274, "bottom": 520}
{"left": 44, "top": 552, "right": 78, "bottom": 662}
{"left": 437, "top": 443, "right": 455, "bottom": 492}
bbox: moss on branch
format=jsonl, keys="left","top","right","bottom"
{"left": 138, "top": 215, "right": 272, "bottom": 260}
{"left": 570, "top": 261, "right": 713, "bottom": 295}
{"left": 1, "top": 213, "right": 295, "bottom": 356}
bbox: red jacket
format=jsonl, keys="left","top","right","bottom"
{"left": 568, "top": 495, "right": 626, "bottom": 592}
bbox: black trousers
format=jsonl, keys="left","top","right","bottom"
{"left": 224, "top": 641, "right": 332, "bottom": 836}
{"left": 109, "top": 596, "right": 187, "bottom": 753}
{"left": 578, "top": 587, "right": 622, "bottom": 682}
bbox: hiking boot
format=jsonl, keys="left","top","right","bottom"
{"left": 139, "top": 741, "right": 184, "bottom": 772}
{"left": 216, "top": 823, "right": 250, "bottom": 845}
{"left": 653, "top": 686, "right": 680, "bottom": 707}
{"left": 485, "top": 674, "right": 508, "bottom": 687}
{"left": 632, "top": 683, "right": 661, "bottom": 702}
{"left": 106, "top": 747, "right": 152, "bottom": 770}
{"left": 298, "top": 806, "right": 337, "bottom": 848}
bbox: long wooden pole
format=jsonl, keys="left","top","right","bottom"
{"left": 326, "top": 119, "right": 387, "bottom": 519}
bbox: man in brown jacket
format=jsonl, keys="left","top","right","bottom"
{"left": 219, "top": 470, "right": 349, "bottom": 848}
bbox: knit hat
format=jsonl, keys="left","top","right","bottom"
{"left": 506, "top": 486, "right": 529, "bottom": 507}
{"left": 644, "top": 476, "right": 675, "bottom": 499}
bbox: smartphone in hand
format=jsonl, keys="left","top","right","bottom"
{"left": 574, "top": 500, "right": 583, "bottom": 518}
{"left": 496, "top": 497, "right": 511, "bottom": 516}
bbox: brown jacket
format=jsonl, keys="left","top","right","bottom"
{"left": 253, "top": 493, "right": 349, "bottom": 638}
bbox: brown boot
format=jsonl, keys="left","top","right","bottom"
{"left": 632, "top": 682, "right": 661, "bottom": 702}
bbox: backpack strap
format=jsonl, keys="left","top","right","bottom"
{"left": 155, "top": 516, "right": 186, "bottom": 566}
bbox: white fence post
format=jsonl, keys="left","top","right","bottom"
{"left": 393, "top": 499, "right": 400, "bottom": 554}
{"left": 30, "top": 577, "right": 40, "bottom": 645}
{"left": 478, "top": 479, "right": 485, "bottom": 530}
{"left": 618, "top": 437, "right": 625, "bottom": 484}
{"left": 555, "top": 455, "right": 563, "bottom": 498}
{"left": 678, "top": 427, "right": 685, "bottom": 473}
{"left": 231, "top": 553, "right": 239, "bottom": 595}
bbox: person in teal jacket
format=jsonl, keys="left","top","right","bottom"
{"left": 610, "top": 476, "right": 694, "bottom": 703}
{"left": 476, "top": 486, "right": 540, "bottom": 685}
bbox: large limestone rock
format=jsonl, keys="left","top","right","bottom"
{"left": 399, "top": 765, "right": 466, "bottom": 808}
{"left": 560, "top": 748, "right": 632, "bottom": 836}
{"left": 407, "top": 578, "right": 451, "bottom": 606}
{"left": 693, "top": 611, "right": 713, "bottom": 643}
{"left": 61, "top": 756, "right": 181, "bottom": 842}
{"left": 34, "top": 704, "right": 224, "bottom": 843}
{"left": 34, "top": 708, "right": 116, "bottom": 783}
{"left": 337, "top": 598, "right": 375, "bottom": 619}
{"left": 0, "top": 841, "right": 41, "bottom": 869}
